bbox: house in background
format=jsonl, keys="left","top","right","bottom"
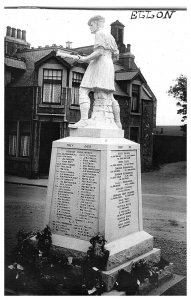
{"left": 4, "top": 21, "right": 157, "bottom": 178}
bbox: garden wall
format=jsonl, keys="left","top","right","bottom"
{"left": 153, "top": 135, "right": 186, "bottom": 164}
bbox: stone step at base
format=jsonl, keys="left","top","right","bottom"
{"left": 101, "top": 248, "right": 161, "bottom": 291}
{"left": 101, "top": 274, "right": 185, "bottom": 296}
{"left": 51, "top": 231, "right": 154, "bottom": 271}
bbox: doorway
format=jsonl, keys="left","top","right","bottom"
{"left": 39, "top": 122, "right": 60, "bottom": 176}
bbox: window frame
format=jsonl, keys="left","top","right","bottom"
{"left": 71, "top": 71, "right": 83, "bottom": 105}
{"left": 131, "top": 84, "right": 140, "bottom": 113}
{"left": 7, "top": 121, "right": 31, "bottom": 159}
{"left": 42, "top": 68, "right": 63, "bottom": 104}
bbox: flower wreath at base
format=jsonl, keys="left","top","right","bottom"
{"left": 5, "top": 226, "right": 171, "bottom": 296}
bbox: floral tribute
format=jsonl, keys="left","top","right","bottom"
{"left": 5, "top": 227, "right": 172, "bottom": 295}
{"left": 5, "top": 227, "right": 107, "bottom": 295}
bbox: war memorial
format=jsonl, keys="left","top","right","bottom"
{"left": 44, "top": 15, "right": 174, "bottom": 294}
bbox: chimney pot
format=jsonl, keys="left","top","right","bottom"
{"left": 127, "top": 44, "right": 131, "bottom": 52}
{"left": 11, "top": 28, "right": 17, "bottom": 38}
{"left": 22, "top": 30, "right": 26, "bottom": 41}
{"left": 6, "top": 26, "right": 12, "bottom": 37}
{"left": 17, "top": 29, "right": 22, "bottom": 39}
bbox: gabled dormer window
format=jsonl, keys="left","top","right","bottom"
{"left": 42, "top": 69, "right": 62, "bottom": 103}
{"left": 131, "top": 84, "right": 140, "bottom": 113}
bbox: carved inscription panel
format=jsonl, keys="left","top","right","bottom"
{"left": 49, "top": 148, "right": 100, "bottom": 241}
{"left": 108, "top": 150, "right": 139, "bottom": 241}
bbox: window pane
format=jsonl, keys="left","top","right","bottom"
{"left": 44, "top": 69, "right": 62, "bottom": 80}
{"left": 72, "top": 86, "right": 79, "bottom": 104}
{"left": 52, "top": 84, "right": 61, "bottom": 103}
{"left": 49, "top": 70, "right": 53, "bottom": 78}
{"left": 43, "top": 83, "right": 52, "bottom": 102}
{"left": 20, "top": 135, "right": 30, "bottom": 157}
{"left": 72, "top": 72, "right": 83, "bottom": 83}
{"left": 132, "top": 84, "right": 139, "bottom": 93}
{"left": 8, "top": 135, "right": 17, "bottom": 156}
{"left": 55, "top": 70, "right": 62, "bottom": 80}
{"left": 44, "top": 69, "right": 49, "bottom": 78}
{"left": 132, "top": 96, "right": 138, "bottom": 111}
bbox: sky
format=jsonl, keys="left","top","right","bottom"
{"left": 2, "top": 1, "right": 188, "bottom": 126}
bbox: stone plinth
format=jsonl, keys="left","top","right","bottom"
{"left": 45, "top": 128, "right": 160, "bottom": 291}
{"left": 69, "top": 127, "right": 124, "bottom": 138}
{"left": 102, "top": 248, "right": 161, "bottom": 291}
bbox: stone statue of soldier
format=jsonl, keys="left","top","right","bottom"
{"left": 57, "top": 15, "right": 122, "bottom": 129}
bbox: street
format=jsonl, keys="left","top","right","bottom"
{"left": 4, "top": 161, "right": 187, "bottom": 295}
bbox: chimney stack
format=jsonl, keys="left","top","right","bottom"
{"left": 110, "top": 20, "right": 126, "bottom": 53}
{"left": 22, "top": 30, "right": 26, "bottom": 41}
{"left": 6, "top": 26, "right": 12, "bottom": 37}
{"left": 119, "top": 44, "right": 136, "bottom": 70}
{"left": 11, "top": 28, "right": 16, "bottom": 38}
{"left": 5, "top": 26, "right": 30, "bottom": 55}
{"left": 17, "top": 29, "right": 22, "bottom": 39}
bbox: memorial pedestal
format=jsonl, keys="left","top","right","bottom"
{"left": 45, "top": 128, "right": 162, "bottom": 291}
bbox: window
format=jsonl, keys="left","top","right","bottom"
{"left": 19, "top": 122, "right": 30, "bottom": 157}
{"left": 42, "top": 69, "right": 62, "bottom": 103}
{"left": 71, "top": 72, "right": 83, "bottom": 105}
{"left": 20, "top": 136, "right": 30, "bottom": 156}
{"left": 131, "top": 84, "right": 140, "bottom": 113}
{"left": 7, "top": 121, "right": 30, "bottom": 158}
{"left": 7, "top": 122, "right": 17, "bottom": 156}
{"left": 130, "top": 127, "right": 140, "bottom": 143}
{"left": 8, "top": 135, "right": 17, "bottom": 156}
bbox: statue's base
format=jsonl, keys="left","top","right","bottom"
{"left": 103, "top": 271, "right": 182, "bottom": 296}
{"left": 50, "top": 230, "right": 155, "bottom": 270}
{"left": 50, "top": 231, "right": 163, "bottom": 292}
{"left": 45, "top": 130, "right": 174, "bottom": 293}
{"left": 49, "top": 244, "right": 163, "bottom": 292}
{"left": 69, "top": 126, "right": 124, "bottom": 138}
{"left": 101, "top": 248, "right": 161, "bottom": 292}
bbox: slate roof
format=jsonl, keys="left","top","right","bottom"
{"left": 73, "top": 45, "right": 94, "bottom": 56}
{"left": 8, "top": 47, "right": 77, "bottom": 87}
{"left": 115, "top": 70, "right": 139, "bottom": 81}
{"left": 7, "top": 45, "right": 156, "bottom": 102}
{"left": 142, "top": 86, "right": 152, "bottom": 100}
{"left": 114, "top": 64, "right": 125, "bottom": 72}
{"left": 5, "top": 57, "right": 26, "bottom": 70}
{"left": 114, "top": 82, "right": 128, "bottom": 97}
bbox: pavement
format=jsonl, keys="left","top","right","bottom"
{"left": 5, "top": 161, "right": 187, "bottom": 194}
{"left": 5, "top": 175, "right": 48, "bottom": 187}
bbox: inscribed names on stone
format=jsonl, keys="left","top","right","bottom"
{"left": 49, "top": 148, "right": 100, "bottom": 240}
{"left": 108, "top": 150, "right": 139, "bottom": 240}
